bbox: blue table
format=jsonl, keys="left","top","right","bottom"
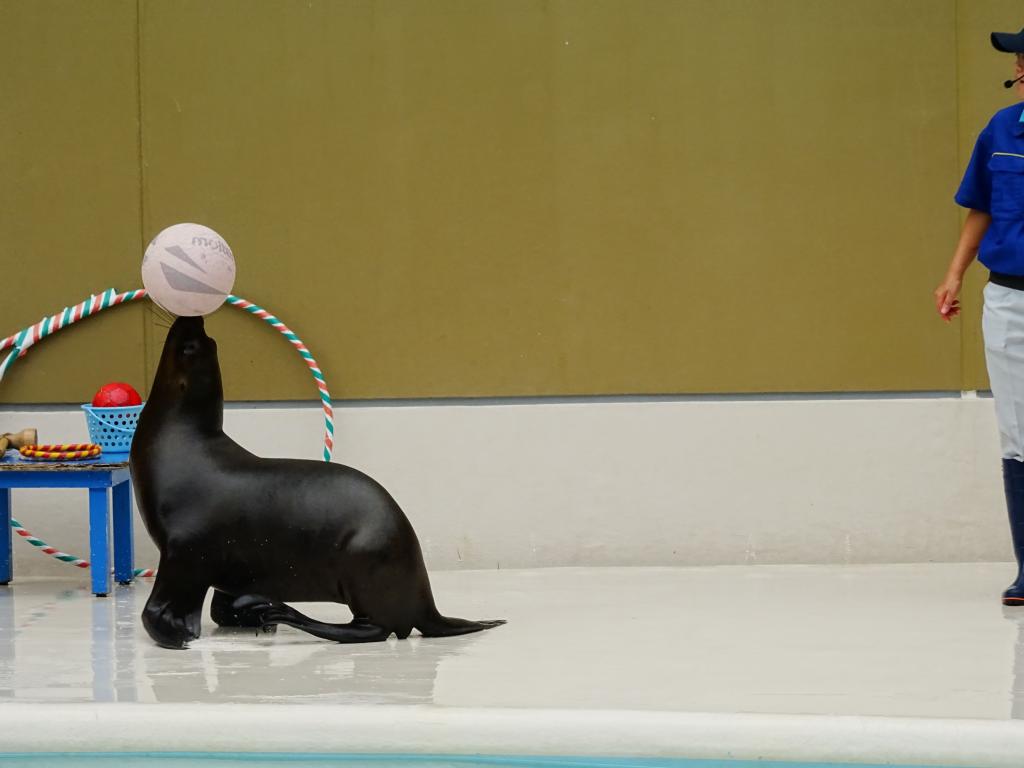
{"left": 0, "top": 451, "right": 134, "bottom": 596}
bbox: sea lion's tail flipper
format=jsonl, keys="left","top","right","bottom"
{"left": 415, "top": 610, "right": 507, "bottom": 638}
{"left": 232, "top": 596, "right": 506, "bottom": 641}
{"left": 231, "top": 595, "right": 390, "bottom": 643}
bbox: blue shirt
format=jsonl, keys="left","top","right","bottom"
{"left": 957, "top": 103, "right": 1024, "bottom": 275}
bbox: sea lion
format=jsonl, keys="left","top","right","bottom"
{"left": 129, "top": 315, "right": 505, "bottom": 649}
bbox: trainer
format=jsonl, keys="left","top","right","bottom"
{"left": 936, "top": 24, "right": 1024, "bottom": 605}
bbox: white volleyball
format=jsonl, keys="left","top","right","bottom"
{"left": 142, "top": 223, "right": 236, "bottom": 316}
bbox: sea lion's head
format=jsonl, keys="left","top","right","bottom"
{"left": 151, "top": 315, "right": 223, "bottom": 425}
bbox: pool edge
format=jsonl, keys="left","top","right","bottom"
{"left": 0, "top": 705, "right": 1021, "bottom": 768}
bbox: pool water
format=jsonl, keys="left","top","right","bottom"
{"left": 0, "top": 755, "right": 970, "bottom": 768}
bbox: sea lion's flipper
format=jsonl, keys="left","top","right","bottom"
{"left": 142, "top": 567, "right": 208, "bottom": 650}
{"left": 232, "top": 595, "right": 391, "bottom": 643}
{"left": 415, "top": 612, "right": 507, "bottom": 638}
{"left": 211, "top": 589, "right": 273, "bottom": 629}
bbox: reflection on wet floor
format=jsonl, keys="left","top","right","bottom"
{"left": 0, "top": 582, "right": 485, "bottom": 705}
{"left": 0, "top": 564, "right": 1022, "bottom": 719}
{"left": 1006, "top": 607, "right": 1024, "bottom": 720}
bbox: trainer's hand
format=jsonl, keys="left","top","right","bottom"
{"left": 934, "top": 276, "right": 962, "bottom": 322}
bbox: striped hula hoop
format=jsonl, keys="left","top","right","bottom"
{"left": 1, "top": 287, "right": 335, "bottom": 577}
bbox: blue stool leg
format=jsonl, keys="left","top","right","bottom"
{"left": 89, "top": 487, "right": 111, "bottom": 597}
{"left": 0, "top": 490, "right": 10, "bottom": 585}
{"left": 112, "top": 480, "right": 134, "bottom": 585}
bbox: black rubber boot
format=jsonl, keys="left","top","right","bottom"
{"left": 1003, "top": 458, "right": 1024, "bottom": 605}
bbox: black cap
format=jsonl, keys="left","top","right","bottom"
{"left": 993, "top": 28, "right": 1024, "bottom": 52}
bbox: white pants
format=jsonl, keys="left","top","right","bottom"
{"left": 983, "top": 281, "right": 1024, "bottom": 460}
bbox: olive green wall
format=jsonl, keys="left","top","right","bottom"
{"left": 0, "top": 1, "right": 1013, "bottom": 402}
{"left": 1, "top": 0, "right": 146, "bottom": 403}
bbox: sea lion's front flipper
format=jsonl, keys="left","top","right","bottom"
{"left": 142, "top": 564, "right": 209, "bottom": 650}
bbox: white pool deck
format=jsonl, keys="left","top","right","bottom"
{"left": 2, "top": 564, "right": 1024, "bottom": 766}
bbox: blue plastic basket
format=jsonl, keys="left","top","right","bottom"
{"left": 81, "top": 403, "right": 144, "bottom": 453}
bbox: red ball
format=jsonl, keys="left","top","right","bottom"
{"left": 91, "top": 382, "right": 142, "bottom": 408}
